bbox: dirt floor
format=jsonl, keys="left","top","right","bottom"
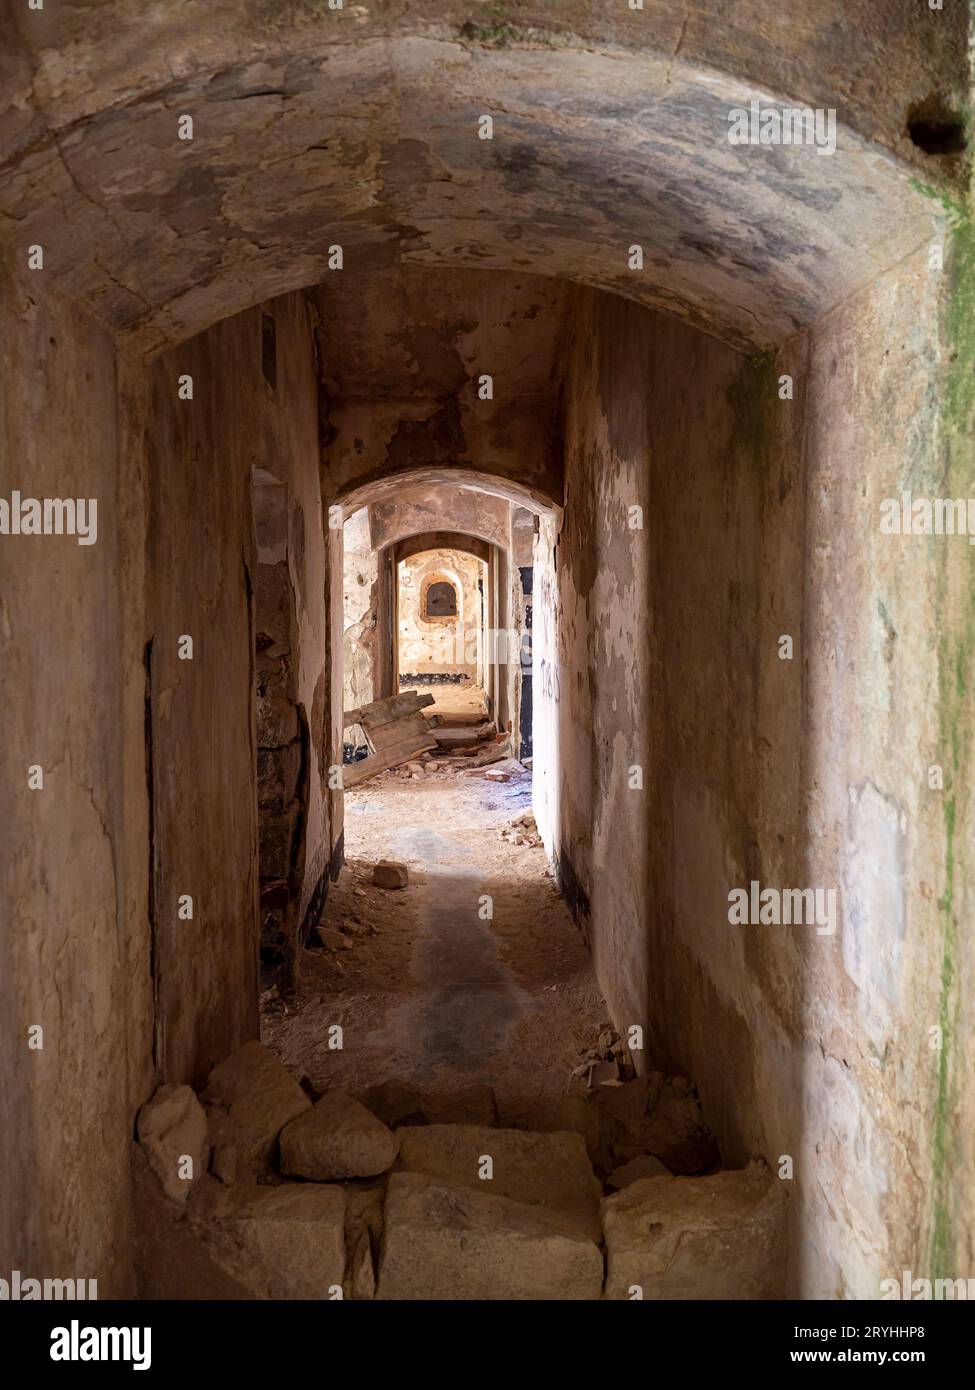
{"left": 397, "top": 678, "right": 487, "bottom": 720}
{"left": 262, "top": 756, "right": 608, "bottom": 1108}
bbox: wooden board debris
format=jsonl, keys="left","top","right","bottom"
{"left": 461, "top": 740, "right": 513, "bottom": 772}
{"left": 342, "top": 691, "right": 441, "bottom": 785}
{"left": 343, "top": 731, "right": 438, "bottom": 787}
{"left": 432, "top": 722, "right": 495, "bottom": 747}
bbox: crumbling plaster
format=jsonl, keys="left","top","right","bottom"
{"left": 536, "top": 247, "right": 975, "bottom": 1298}
{"left": 397, "top": 547, "right": 483, "bottom": 680}
{"left": 369, "top": 481, "right": 511, "bottom": 554}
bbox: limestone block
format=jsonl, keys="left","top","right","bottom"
{"left": 497, "top": 1093, "right": 601, "bottom": 1157}
{"left": 601, "top": 1162, "right": 787, "bottom": 1299}
{"left": 280, "top": 1091, "right": 399, "bottom": 1180}
{"left": 136, "top": 1083, "right": 209, "bottom": 1208}
{"left": 373, "top": 859, "right": 409, "bottom": 888}
{"left": 201, "top": 1184, "right": 347, "bottom": 1300}
{"left": 202, "top": 1041, "right": 310, "bottom": 1181}
{"left": 607, "top": 1155, "right": 671, "bottom": 1190}
{"left": 395, "top": 1124, "right": 601, "bottom": 1235}
{"left": 377, "top": 1173, "right": 603, "bottom": 1301}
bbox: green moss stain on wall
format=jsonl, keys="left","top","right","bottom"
{"left": 919, "top": 179, "right": 975, "bottom": 1278}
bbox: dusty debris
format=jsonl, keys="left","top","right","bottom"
{"left": 570, "top": 1023, "right": 635, "bottom": 1087}
{"left": 501, "top": 808, "right": 541, "bottom": 846}
{"left": 462, "top": 743, "right": 514, "bottom": 773}
{"left": 263, "top": 762, "right": 604, "bottom": 1106}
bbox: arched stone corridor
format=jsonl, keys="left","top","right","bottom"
{"left": 2, "top": 0, "right": 974, "bottom": 1318}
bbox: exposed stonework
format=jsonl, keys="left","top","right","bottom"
{"left": 201, "top": 1041, "right": 310, "bottom": 1183}
{"left": 136, "top": 1084, "right": 209, "bottom": 1209}
{"left": 602, "top": 1163, "right": 787, "bottom": 1300}
{"left": 280, "top": 1092, "right": 399, "bottom": 1181}
{"left": 377, "top": 1171, "right": 603, "bottom": 1302}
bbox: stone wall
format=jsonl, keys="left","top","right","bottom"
{"left": 146, "top": 290, "right": 331, "bottom": 1080}
{"left": 539, "top": 254, "right": 974, "bottom": 1297}
{"left": 0, "top": 260, "right": 151, "bottom": 1295}
{"left": 2, "top": 3, "right": 957, "bottom": 353}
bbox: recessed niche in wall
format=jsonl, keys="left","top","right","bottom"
{"left": 424, "top": 579, "right": 458, "bottom": 619}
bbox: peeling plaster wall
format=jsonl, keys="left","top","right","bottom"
{"left": 544, "top": 290, "right": 655, "bottom": 1050}
{"left": 343, "top": 505, "right": 379, "bottom": 738}
{"left": 793, "top": 242, "right": 972, "bottom": 1297}
{"left": 546, "top": 252, "right": 973, "bottom": 1297}
{"left": 369, "top": 482, "right": 511, "bottom": 553}
{"left": 397, "top": 549, "right": 482, "bottom": 681}
{"left": 510, "top": 508, "right": 536, "bottom": 758}
{"left": 315, "top": 268, "right": 566, "bottom": 512}
{"left": 146, "top": 291, "right": 327, "bottom": 1087}
{"left": 0, "top": 261, "right": 150, "bottom": 1294}
{"left": 532, "top": 513, "right": 561, "bottom": 858}
{"left": 251, "top": 300, "right": 331, "bottom": 983}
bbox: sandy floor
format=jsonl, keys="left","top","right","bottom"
{"left": 397, "top": 680, "right": 488, "bottom": 720}
{"left": 262, "top": 761, "right": 607, "bottom": 1106}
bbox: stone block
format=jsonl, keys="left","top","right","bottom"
{"left": 281, "top": 1091, "right": 399, "bottom": 1180}
{"left": 601, "top": 1162, "right": 787, "bottom": 1299}
{"left": 136, "top": 1082, "right": 209, "bottom": 1208}
{"left": 373, "top": 860, "right": 409, "bottom": 889}
{"left": 259, "top": 805, "right": 298, "bottom": 880}
{"left": 607, "top": 1154, "right": 671, "bottom": 1190}
{"left": 202, "top": 1183, "right": 346, "bottom": 1300}
{"left": 395, "top": 1124, "right": 601, "bottom": 1237}
{"left": 257, "top": 743, "right": 300, "bottom": 810}
{"left": 496, "top": 1093, "right": 601, "bottom": 1158}
{"left": 377, "top": 1173, "right": 603, "bottom": 1301}
{"left": 201, "top": 1041, "right": 310, "bottom": 1181}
